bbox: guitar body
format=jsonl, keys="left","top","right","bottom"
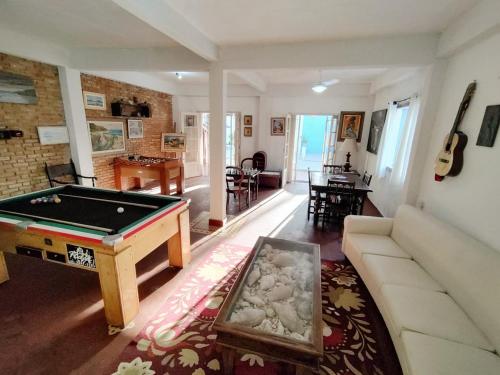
{"left": 435, "top": 132, "right": 468, "bottom": 177}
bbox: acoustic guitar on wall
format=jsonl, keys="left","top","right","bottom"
{"left": 434, "top": 81, "right": 476, "bottom": 181}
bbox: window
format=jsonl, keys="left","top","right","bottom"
{"left": 225, "top": 113, "right": 237, "bottom": 166}
{"left": 379, "top": 103, "right": 409, "bottom": 172}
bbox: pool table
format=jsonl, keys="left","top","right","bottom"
{"left": 0, "top": 185, "right": 190, "bottom": 327}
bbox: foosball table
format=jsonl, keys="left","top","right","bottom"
{"left": 113, "top": 156, "right": 184, "bottom": 195}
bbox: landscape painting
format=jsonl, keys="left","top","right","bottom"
{"left": 161, "top": 133, "right": 186, "bottom": 152}
{"left": 366, "top": 109, "right": 388, "bottom": 154}
{"left": 88, "top": 120, "right": 125, "bottom": 154}
{"left": 0, "top": 71, "right": 37, "bottom": 104}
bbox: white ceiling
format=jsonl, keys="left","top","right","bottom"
{"left": 165, "top": 0, "right": 479, "bottom": 45}
{"left": 0, "top": 0, "right": 178, "bottom": 48}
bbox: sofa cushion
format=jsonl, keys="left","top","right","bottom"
{"left": 402, "top": 331, "right": 500, "bottom": 375}
{"left": 391, "top": 205, "right": 500, "bottom": 353}
{"left": 344, "top": 233, "right": 411, "bottom": 265}
{"left": 381, "top": 285, "right": 493, "bottom": 351}
{"left": 362, "top": 255, "right": 444, "bottom": 292}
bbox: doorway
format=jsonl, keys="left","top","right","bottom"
{"left": 293, "top": 114, "right": 337, "bottom": 181}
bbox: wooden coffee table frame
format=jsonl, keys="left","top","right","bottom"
{"left": 213, "top": 236, "right": 323, "bottom": 374}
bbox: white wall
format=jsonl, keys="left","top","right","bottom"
{"left": 418, "top": 32, "right": 500, "bottom": 251}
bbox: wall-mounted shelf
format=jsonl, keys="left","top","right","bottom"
{"left": 111, "top": 101, "right": 151, "bottom": 118}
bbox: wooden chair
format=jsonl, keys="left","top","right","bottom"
{"left": 322, "top": 164, "right": 343, "bottom": 174}
{"left": 240, "top": 158, "right": 253, "bottom": 169}
{"left": 362, "top": 171, "right": 373, "bottom": 186}
{"left": 322, "top": 180, "right": 355, "bottom": 231}
{"left": 353, "top": 171, "right": 372, "bottom": 215}
{"left": 45, "top": 160, "right": 97, "bottom": 187}
{"left": 252, "top": 151, "right": 267, "bottom": 171}
{"left": 226, "top": 166, "right": 249, "bottom": 211}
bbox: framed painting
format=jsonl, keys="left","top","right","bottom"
{"left": 0, "top": 71, "right": 37, "bottom": 104}
{"left": 87, "top": 120, "right": 125, "bottom": 154}
{"left": 244, "top": 127, "right": 252, "bottom": 137}
{"left": 37, "top": 126, "right": 69, "bottom": 145}
{"left": 244, "top": 115, "right": 252, "bottom": 125}
{"left": 127, "top": 119, "right": 144, "bottom": 139}
{"left": 366, "top": 109, "right": 387, "bottom": 154}
{"left": 83, "top": 91, "right": 106, "bottom": 110}
{"left": 338, "top": 111, "right": 365, "bottom": 142}
{"left": 161, "top": 133, "right": 186, "bottom": 152}
{"left": 476, "top": 105, "right": 500, "bottom": 147}
{"left": 271, "top": 117, "right": 285, "bottom": 136}
{"left": 185, "top": 114, "right": 196, "bottom": 127}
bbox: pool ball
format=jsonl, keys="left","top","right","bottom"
{"left": 54, "top": 196, "right": 61, "bottom": 204}
{"left": 30, "top": 199, "right": 36, "bottom": 204}
{"left": 117, "top": 207, "right": 124, "bottom": 214}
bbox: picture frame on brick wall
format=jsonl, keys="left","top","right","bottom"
{"left": 83, "top": 91, "right": 106, "bottom": 110}
{"left": 127, "top": 119, "right": 144, "bottom": 139}
{"left": 88, "top": 120, "right": 126, "bottom": 154}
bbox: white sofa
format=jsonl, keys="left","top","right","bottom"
{"left": 342, "top": 205, "right": 500, "bottom": 375}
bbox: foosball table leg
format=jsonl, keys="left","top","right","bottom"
{"left": 0, "top": 251, "right": 9, "bottom": 284}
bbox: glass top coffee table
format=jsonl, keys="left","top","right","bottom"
{"left": 213, "top": 236, "right": 323, "bottom": 374}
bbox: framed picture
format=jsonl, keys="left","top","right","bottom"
{"left": 161, "top": 133, "right": 186, "bottom": 152}
{"left": 87, "top": 120, "right": 125, "bottom": 154}
{"left": 83, "top": 91, "right": 106, "bottom": 110}
{"left": 244, "top": 115, "right": 252, "bottom": 125}
{"left": 37, "top": 126, "right": 69, "bottom": 145}
{"left": 338, "top": 111, "right": 365, "bottom": 142}
{"left": 476, "top": 105, "right": 500, "bottom": 147}
{"left": 271, "top": 117, "right": 285, "bottom": 136}
{"left": 366, "top": 109, "right": 388, "bottom": 154}
{"left": 244, "top": 127, "right": 252, "bottom": 137}
{"left": 0, "top": 71, "right": 37, "bottom": 104}
{"left": 127, "top": 119, "right": 144, "bottom": 139}
{"left": 185, "top": 114, "right": 196, "bottom": 127}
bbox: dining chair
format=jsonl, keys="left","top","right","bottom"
{"left": 307, "top": 168, "right": 325, "bottom": 221}
{"left": 322, "top": 180, "right": 355, "bottom": 231}
{"left": 362, "top": 171, "right": 373, "bottom": 186}
{"left": 322, "top": 164, "right": 343, "bottom": 174}
{"left": 226, "top": 166, "right": 249, "bottom": 211}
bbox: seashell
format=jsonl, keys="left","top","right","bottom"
{"left": 246, "top": 266, "right": 261, "bottom": 287}
{"left": 290, "top": 332, "right": 306, "bottom": 341}
{"left": 265, "top": 307, "right": 275, "bottom": 317}
{"left": 278, "top": 274, "right": 293, "bottom": 285}
{"left": 230, "top": 308, "right": 265, "bottom": 327}
{"left": 259, "top": 275, "right": 275, "bottom": 290}
{"left": 259, "top": 263, "right": 274, "bottom": 275}
{"left": 295, "top": 300, "right": 313, "bottom": 320}
{"left": 263, "top": 244, "right": 273, "bottom": 251}
{"left": 280, "top": 266, "right": 295, "bottom": 278}
{"left": 255, "top": 318, "right": 273, "bottom": 333}
{"left": 275, "top": 320, "right": 285, "bottom": 335}
{"left": 242, "top": 291, "right": 265, "bottom": 307}
{"left": 272, "top": 253, "right": 296, "bottom": 268}
{"left": 268, "top": 285, "right": 293, "bottom": 302}
{"left": 272, "top": 302, "right": 305, "bottom": 334}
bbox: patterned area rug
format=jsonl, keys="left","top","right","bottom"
{"left": 190, "top": 211, "right": 236, "bottom": 234}
{"left": 111, "top": 243, "right": 401, "bottom": 375}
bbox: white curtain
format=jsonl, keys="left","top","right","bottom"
{"left": 375, "top": 103, "right": 397, "bottom": 179}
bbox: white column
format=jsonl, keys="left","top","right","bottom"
{"left": 208, "top": 63, "right": 227, "bottom": 226}
{"left": 58, "top": 66, "right": 95, "bottom": 186}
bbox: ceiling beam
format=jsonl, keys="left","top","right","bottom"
{"left": 111, "top": 0, "right": 218, "bottom": 61}
{"left": 230, "top": 70, "right": 267, "bottom": 92}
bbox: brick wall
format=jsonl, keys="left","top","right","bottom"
{"left": 81, "top": 74, "right": 174, "bottom": 189}
{"left": 0, "top": 53, "right": 70, "bottom": 199}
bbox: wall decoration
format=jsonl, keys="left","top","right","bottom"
{"left": 161, "top": 133, "right": 186, "bottom": 152}
{"left": 185, "top": 114, "right": 196, "bottom": 127}
{"left": 37, "top": 126, "right": 69, "bottom": 145}
{"left": 366, "top": 109, "right": 387, "bottom": 154}
{"left": 244, "top": 115, "right": 253, "bottom": 125}
{"left": 244, "top": 127, "right": 252, "bottom": 137}
{"left": 83, "top": 91, "right": 106, "bottom": 110}
{"left": 476, "top": 105, "right": 500, "bottom": 147}
{"left": 87, "top": 120, "right": 125, "bottom": 154}
{"left": 127, "top": 119, "right": 144, "bottom": 139}
{"left": 271, "top": 117, "right": 286, "bottom": 136}
{"left": 338, "top": 111, "right": 365, "bottom": 142}
{"left": 0, "top": 71, "right": 37, "bottom": 104}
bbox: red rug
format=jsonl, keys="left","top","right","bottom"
{"left": 111, "top": 242, "right": 401, "bottom": 375}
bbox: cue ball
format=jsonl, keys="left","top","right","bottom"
{"left": 117, "top": 207, "right": 124, "bottom": 214}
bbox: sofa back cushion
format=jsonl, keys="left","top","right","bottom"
{"left": 391, "top": 205, "right": 500, "bottom": 353}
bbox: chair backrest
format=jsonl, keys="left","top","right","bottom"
{"left": 240, "top": 158, "right": 253, "bottom": 169}
{"left": 323, "top": 164, "right": 343, "bottom": 174}
{"left": 307, "top": 168, "right": 313, "bottom": 196}
{"left": 362, "top": 171, "right": 373, "bottom": 186}
{"left": 252, "top": 151, "right": 267, "bottom": 171}
{"left": 327, "top": 180, "right": 355, "bottom": 208}
{"left": 45, "top": 160, "right": 78, "bottom": 187}
{"left": 226, "top": 166, "right": 244, "bottom": 189}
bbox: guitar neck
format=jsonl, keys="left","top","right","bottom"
{"left": 447, "top": 101, "right": 469, "bottom": 145}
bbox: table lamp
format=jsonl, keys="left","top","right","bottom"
{"left": 340, "top": 138, "right": 357, "bottom": 172}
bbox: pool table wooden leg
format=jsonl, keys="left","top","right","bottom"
{"left": 0, "top": 251, "right": 9, "bottom": 284}
{"left": 96, "top": 248, "right": 139, "bottom": 328}
{"left": 167, "top": 209, "right": 191, "bottom": 268}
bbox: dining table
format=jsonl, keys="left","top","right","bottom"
{"left": 309, "top": 171, "right": 373, "bottom": 224}
{"left": 226, "top": 168, "right": 261, "bottom": 208}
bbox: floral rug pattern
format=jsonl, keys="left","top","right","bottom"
{"left": 112, "top": 242, "right": 401, "bottom": 375}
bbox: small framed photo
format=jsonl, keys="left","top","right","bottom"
{"left": 338, "top": 111, "right": 365, "bottom": 142}
{"left": 83, "top": 91, "right": 106, "bottom": 110}
{"left": 127, "top": 119, "right": 144, "bottom": 139}
{"left": 271, "top": 117, "right": 285, "bottom": 136}
{"left": 244, "top": 115, "right": 252, "bottom": 125}
{"left": 161, "top": 133, "right": 186, "bottom": 152}
{"left": 244, "top": 127, "right": 252, "bottom": 137}
{"left": 185, "top": 114, "right": 196, "bottom": 127}
{"left": 476, "top": 105, "right": 500, "bottom": 147}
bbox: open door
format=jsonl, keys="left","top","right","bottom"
{"left": 181, "top": 112, "right": 203, "bottom": 179}
{"left": 281, "top": 114, "right": 292, "bottom": 187}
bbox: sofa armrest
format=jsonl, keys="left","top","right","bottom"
{"left": 343, "top": 215, "right": 394, "bottom": 236}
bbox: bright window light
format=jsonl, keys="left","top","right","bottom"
{"left": 312, "top": 84, "right": 327, "bottom": 93}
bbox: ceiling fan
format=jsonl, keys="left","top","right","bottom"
{"left": 312, "top": 71, "right": 339, "bottom": 93}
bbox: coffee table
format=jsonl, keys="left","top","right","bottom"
{"left": 213, "top": 237, "right": 322, "bottom": 374}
